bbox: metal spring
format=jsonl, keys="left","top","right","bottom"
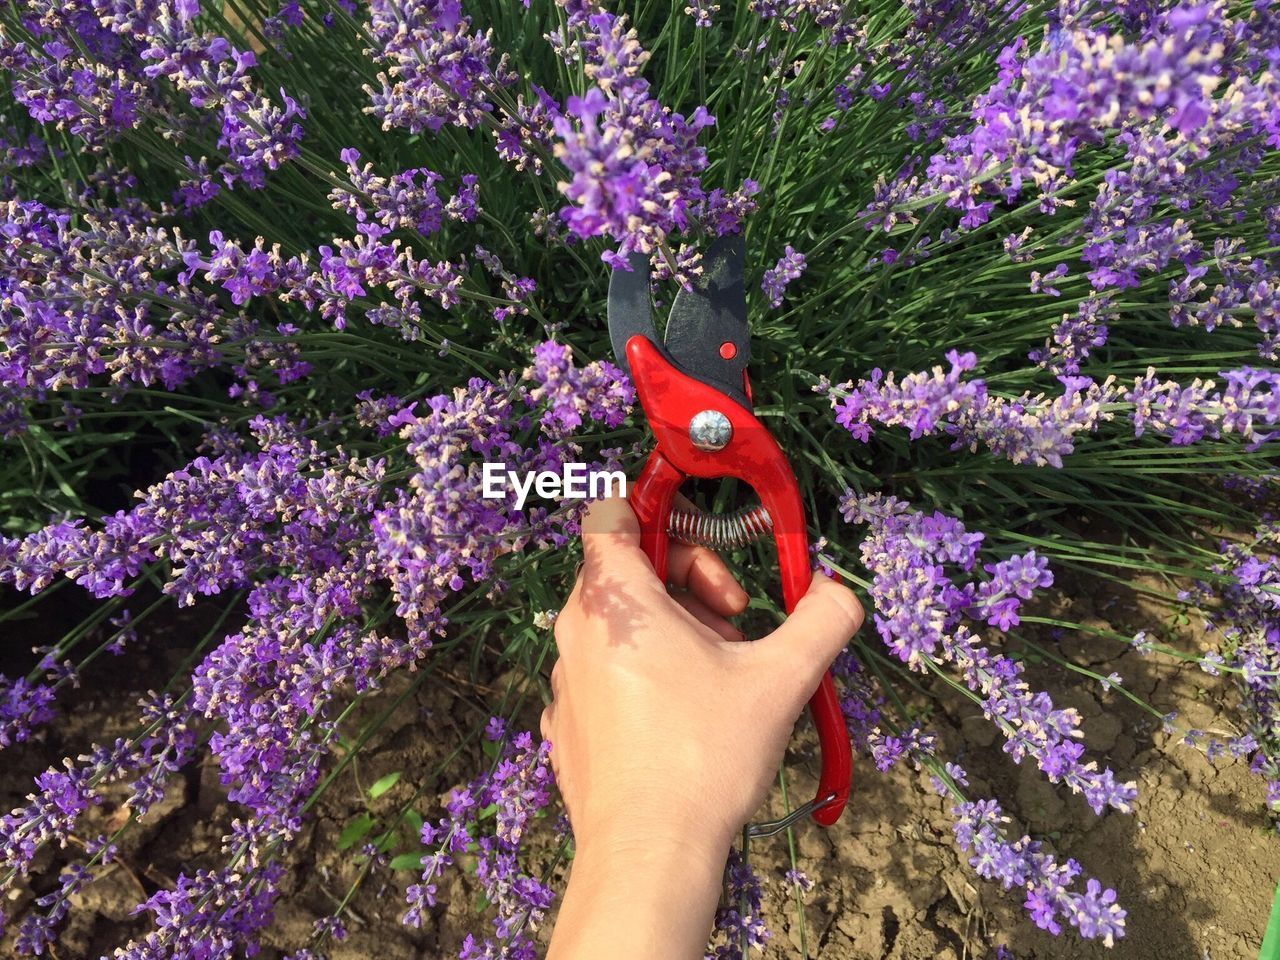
{"left": 667, "top": 503, "right": 773, "bottom": 551}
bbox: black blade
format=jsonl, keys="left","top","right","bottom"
{"left": 664, "top": 235, "right": 751, "bottom": 410}
{"left": 606, "top": 238, "right": 753, "bottom": 411}
{"left": 606, "top": 250, "right": 659, "bottom": 382}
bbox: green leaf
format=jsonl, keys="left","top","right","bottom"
{"left": 368, "top": 770, "right": 402, "bottom": 800}
{"left": 404, "top": 809, "right": 425, "bottom": 834}
{"left": 337, "top": 813, "right": 375, "bottom": 851}
{"left": 389, "top": 852, "right": 427, "bottom": 871}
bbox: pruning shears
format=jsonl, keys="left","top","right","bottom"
{"left": 607, "top": 235, "right": 852, "bottom": 831}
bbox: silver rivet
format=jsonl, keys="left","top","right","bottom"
{"left": 689, "top": 410, "right": 732, "bottom": 451}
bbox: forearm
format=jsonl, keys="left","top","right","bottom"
{"left": 547, "top": 835, "right": 730, "bottom": 960}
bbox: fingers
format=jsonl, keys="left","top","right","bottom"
{"left": 578, "top": 497, "right": 750, "bottom": 620}
{"left": 579, "top": 496, "right": 654, "bottom": 581}
{"left": 541, "top": 660, "right": 561, "bottom": 741}
{"left": 672, "top": 591, "right": 746, "bottom": 643}
{"left": 757, "top": 574, "right": 864, "bottom": 703}
{"left": 668, "top": 542, "right": 749, "bottom": 618}
{"left": 552, "top": 603, "right": 577, "bottom": 657}
{"left": 565, "top": 497, "right": 667, "bottom": 644}
{"left": 540, "top": 703, "right": 555, "bottom": 743}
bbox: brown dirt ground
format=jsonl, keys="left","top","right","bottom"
{"left": 1, "top": 566, "right": 1276, "bottom": 960}
{"left": 743, "top": 566, "right": 1277, "bottom": 960}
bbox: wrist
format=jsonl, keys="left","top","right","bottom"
{"left": 549, "top": 833, "right": 732, "bottom": 960}
{"left": 573, "top": 811, "right": 736, "bottom": 873}
{"left": 572, "top": 830, "right": 732, "bottom": 892}
{"left": 571, "top": 782, "right": 741, "bottom": 868}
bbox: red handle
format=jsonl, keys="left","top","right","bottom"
{"left": 749, "top": 471, "right": 851, "bottom": 827}
{"left": 629, "top": 449, "right": 684, "bottom": 584}
{"left": 625, "top": 335, "right": 852, "bottom": 827}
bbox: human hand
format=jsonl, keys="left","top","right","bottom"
{"left": 542, "top": 496, "right": 863, "bottom": 959}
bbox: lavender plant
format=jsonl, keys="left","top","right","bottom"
{"left": 0, "top": 0, "right": 1277, "bottom": 955}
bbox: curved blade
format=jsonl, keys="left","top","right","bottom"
{"left": 664, "top": 235, "right": 751, "bottom": 410}
{"left": 607, "top": 251, "right": 659, "bottom": 381}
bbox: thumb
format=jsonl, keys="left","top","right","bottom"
{"left": 757, "top": 574, "right": 864, "bottom": 705}
{"left": 579, "top": 494, "right": 661, "bottom": 586}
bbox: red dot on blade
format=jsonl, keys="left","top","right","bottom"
{"left": 719, "top": 341, "right": 737, "bottom": 360}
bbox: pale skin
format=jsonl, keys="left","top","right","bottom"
{"left": 542, "top": 497, "right": 864, "bottom": 959}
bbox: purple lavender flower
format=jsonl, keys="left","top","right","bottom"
{"left": 548, "top": 8, "right": 744, "bottom": 263}
{"left": 474, "top": 245, "right": 537, "bottom": 323}
{"left": 0, "top": 198, "right": 326, "bottom": 431}
{"left": 830, "top": 649, "right": 883, "bottom": 750}
{"left": 1127, "top": 367, "right": 1280, "bottom": 449}
{"left": 950, "top": 376, "right": 1118, "bottom": 469}
{"left": 405, "top": 727, "right": 554, "bottom": 957}
{"left": 761, "top": 245, "right": 806, "bottom": 308}
{"left": 1029, "top": 263, "right": 1068, "bottom": 297}
{"left": 1004, "top": 229, "right": 1034, "bottom": 263}
{"left": 706, "top": 849, "right": 769, "bottom": 958}
{"left": 830, "top": 349, "right": 984, "bottom": 441}
{"left": 941, "top": 774, "right": 1126, "bottom": 944}
{"left": 0, "top": 676, "right": 56, "bottom": 748}
{"left": 842, "top": 492, "right": 1137, "bottom": 814}
{"left": 268, "top": 221, "right": 470, "bottom": 336}
{"left": 750, "top": 0, "right": 863, "bottom": 40}
{"left": 783, "top": 868, "right": 813, "bottom": 892}
{"left": 691, "top": 179, "right": 760, "bottom": 239}
{"left": 494, "top": 84, "right": 561, "bottom": 175}
{"left": 685, "top": 1, "right": 719, "bottom": 26}
{"left": 523, "top": 340, "right": 634, "bottom": 433}
{"left": 1183, "top": 524, "right": 1280, "bottom": 817}
{"left": 553, "top": 82, "right": 709, "bottom": 262}
{"left": 363, "top": 0, "right": 514, "bottom": 134}
{"left": 870, "top": 722, "right": 936, "bottom": 770}
{"left": 354, "top": 390, "right": 412, "bottom": 438}
{"left": 1, "top": 694, "right": 194, "bottom": 913}
{"left": 1030, "top": 296, "right": 1112, "bottom": 375}
{"left": 371, "top": 348, "right": 630, "bottom": 644}
{"left": 138, "top": 11, "right": 306, "bottom": 193}
{"left": 1170, "top": 239, "right": 1280, "bottom": 361}
{"left": 828, "top": 352, "right": 1117, "bottom": 467}
{"left": 332, "top": 148, "right": 480, "bottom": 236}
{"left": 864, "top": 3, "right": 1245, "bottom": 234}
{"left": 969, "top": 550, "right": 1054, "bottom": 631}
